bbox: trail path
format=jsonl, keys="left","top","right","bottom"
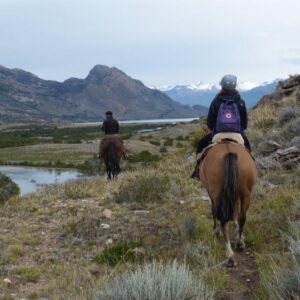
{"left": 215, "top": 246, "right": 258, "bottom": 300}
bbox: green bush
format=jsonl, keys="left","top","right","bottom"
{"left": 159, "top": 147, "right": 167, "bottom": 153}
{"left": 163, "top": 138, "right": 173, "bottom": 147}
{"left": 93, "top": 240, "right": 144, "bottom": 266}
{"left": 127, "top": 151, "right": 160, "bottom": 164}
{"left": 0, "top": 172, "right": 19, "bottom": 203}
{"left": 149, "top": 140, "right": 160, "bottom": 146}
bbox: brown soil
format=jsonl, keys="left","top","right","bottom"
{"left": 215, "top": 246, "right": 258, "bottom": 300}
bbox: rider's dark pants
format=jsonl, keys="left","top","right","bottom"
{"left": 196, "top": 132, "right": 252, "bottom": 154}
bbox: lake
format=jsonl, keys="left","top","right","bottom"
{"left": 0, "top": 166, "right": 82, "bottom": 196}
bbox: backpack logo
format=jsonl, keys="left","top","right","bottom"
{"left": 215, "top": 99, "right": 241, "bottom": 133}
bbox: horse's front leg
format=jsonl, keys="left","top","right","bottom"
{"left": 221, "top": 221, "right": 236, "bottom": 267}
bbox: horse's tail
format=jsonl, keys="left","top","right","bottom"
{"left": 108, "top": 141, "right": 116, "bottom": 169}
{"left": 108, "top": 141, "right": 119, "bottom": 177}
{"left": 216, "top": 152, "right": 239, "bottom": 223}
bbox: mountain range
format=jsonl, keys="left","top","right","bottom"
{"left": 0, "top": 65, "right": 207, "bottom": 124}
{"left": 159, "top": 80, "right": 280, "bottom": 108}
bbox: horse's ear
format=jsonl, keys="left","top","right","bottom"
{"left": 200, "top": 124, "right": 211, "bottom": 134}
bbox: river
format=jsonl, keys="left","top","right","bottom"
{"left": 73, "top": 117, "right": 198, "bottom": 126}
{"left": 0, "top": 166, "right": 81, "bottom": 196}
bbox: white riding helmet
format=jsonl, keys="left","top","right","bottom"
{"left": 220, "top": 74, "right": 237, "bottom": 90}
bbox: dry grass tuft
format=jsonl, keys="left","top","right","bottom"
{"left": 250, "top": 103, "right": 277, "bottom": 129}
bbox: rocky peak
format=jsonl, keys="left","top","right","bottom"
{"left": 277, "top": 75, "right": 300, "bottom": 96}
{"left": 254, "top": 75, "right": 300, "bottom": 108}
{"left": 85, "top": 65, "right": 125, "bottom": 84}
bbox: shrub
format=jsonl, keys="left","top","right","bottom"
{"left": 149, "top": 139, "right": 160, "bottom": 146}
{"left": 290, "top": 136, "right": 300, "bottom": 148}
{"left": 56, "top": 178, "right": 104, "bottom": 200}
{"left": 251, "top": 103, "right": 277, "bottom": 129}
{"left": 255, "top": 156, "right": 282, "bottom": 173}
{"left": 113, "top": 171, "right": 170, "bottom": 203}
{"left": 82, "top": 156, "right": 103, "bottom": 175}
{"left": 0, "top": 172, "right": 19, "bottom": 203}
{"left": 127, "top": 151, "right": 160, "bottom": 164}
{"left": 61, "top": 214, "right": 105, "bottom": 241}
{"left": 93, "top": 240, "right": 144, "bottom": 266}
{"left": 280, "top": 119, "right": 300, "bottom": 142}
{"left": 184, "top": 241, "right": 216, "bottom": 270}
{"left": 13, "top": 266, "right": 40, "bottom": 283}
{"left": 163, "top": 138, "right": 174, "bottom": 147}
{"left": 97, "top": 260, "right": 214, "bottom": 300}
{"left": 159, "top": 147, "right": 167, "bottom": 153}
{"left": 182, "top": 217, "right": 199, "bottom": 240}
{"left": 190, "top": 129, "right": 205, "bottom": 150}
{"left": 278, "top": 106, "right": 300, "bottom": 126}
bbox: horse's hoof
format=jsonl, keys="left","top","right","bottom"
{"left": 226, "top": 257, "right": 237, "bottom": 268}
{"left": 236, "top": 242, "right": 245, "bottom": 252}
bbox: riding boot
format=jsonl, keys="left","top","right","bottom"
{"left": 191, "top": 161, "right": 200, "bottom": 180}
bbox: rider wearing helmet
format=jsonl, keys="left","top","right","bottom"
{"left": 191, "top": 74, "right": 251, "bottom": 179}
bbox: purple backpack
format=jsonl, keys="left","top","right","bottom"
{"left": 215, "top": 99, "right": 241, "bottom": 133}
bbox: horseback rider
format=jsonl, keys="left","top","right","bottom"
{"left": 191, "top": 74, "right": 252, "bottom": 179}
{"left": 101, "top": 111, "right": 119, "bottom": 135}
{"left": 99, "top": 111, "right": 121, "bottom": 158}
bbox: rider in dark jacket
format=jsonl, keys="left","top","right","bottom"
{"left": 196, "top": 89, "right": 251, "bottom": 153}
{"left": 191, "top": 75, "right": 251, "bottom": 179}
{"left": 101, "top": 111, "right": 119, "bottom": 134}
{"left": 99, "top": 111, "right": 121, "bottom": 158}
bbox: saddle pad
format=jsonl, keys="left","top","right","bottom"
{"left": 212, "top": 132, "right": 244, "bottom": 145}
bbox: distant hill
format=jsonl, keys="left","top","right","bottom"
{"left": 0, "top": 65, "right": 207, "bottom": 124}
{"left": 160, "top": 80, "right": 280, "bottom": 108}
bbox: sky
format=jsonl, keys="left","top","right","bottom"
{"left": 0, "top": 0, "right": 300, "bottom": 87}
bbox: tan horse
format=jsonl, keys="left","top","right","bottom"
{"left": 101, "top": 135, "right": 123, "bottom": 179}
{"left": 199, "top": 142, "right": 257, "bottom": 267}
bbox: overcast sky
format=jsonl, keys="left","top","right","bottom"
{"left": 0, "top": 0, "right": 300, "bottom": 86}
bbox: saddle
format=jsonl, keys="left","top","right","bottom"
{"left": 197, "top": 132, "right": 253, "bottom": 163}
{"left": 101, "top": 134, "right": 123, "bottom": 145}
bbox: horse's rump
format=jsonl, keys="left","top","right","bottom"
{"left": 101, "top": 134, "right": 123, "bottom": 149}
{"left": 200, "top": 143, "right": 256, "bottom": 202}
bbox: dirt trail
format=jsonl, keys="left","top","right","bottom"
{"left": 215, "top": 247, "right": 258, "bottom": 300}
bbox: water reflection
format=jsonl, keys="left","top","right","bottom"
{"left": 0, "top": 166, "right": 81, "bottom": 196}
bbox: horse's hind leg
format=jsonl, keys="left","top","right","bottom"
{"left": 221, "top": 221, "right": 236, "bottom": 267}
{"left": 105, "top": 162, "right": 111, "bottom": 180}
{"left": 236, "top": 195, "right": 250, "bottom": 252}
{"left": 213, "top": 217, "right": 222, "bottom": 238}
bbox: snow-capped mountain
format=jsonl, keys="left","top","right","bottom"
{"left": 155, "top": 79, "right": 281, "bottom": 108}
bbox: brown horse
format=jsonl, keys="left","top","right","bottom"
{"left": 199, "top": 142, "right": 257, "bottom": 267}
{"left": 100, "top": 135, "right": 123, "bottom": 179}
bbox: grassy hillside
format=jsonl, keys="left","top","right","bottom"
{"left": 0, "top": 76, "right": 299, "bottom": 299}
